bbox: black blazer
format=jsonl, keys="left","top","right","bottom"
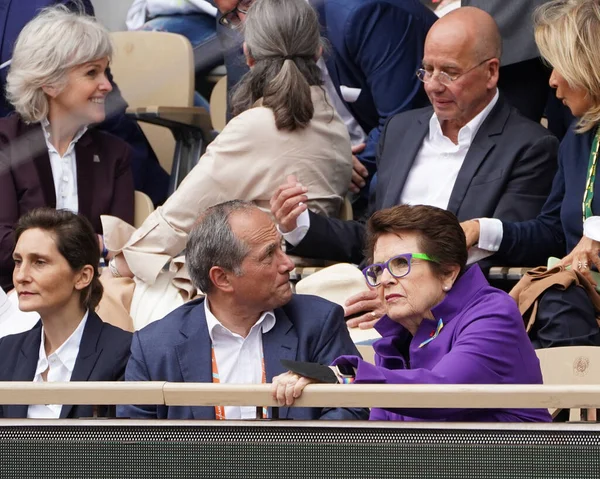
{"left": 289, "top": 95, "right": 559, "bottom": 264}
{"left": 0, "top": 311, "right": 132, "bottom": 418}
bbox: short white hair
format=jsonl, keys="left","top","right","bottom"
{"left": 6, "top": 4, "right": 113, "bottom": 123}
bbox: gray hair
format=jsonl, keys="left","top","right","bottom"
{"left": 230, "top": 0, "right": 324, "bottom": 131}
{"left": 186, "top": 200, "right": 258, "bottom": 294}
{"left": 6, "top": 4, "right": 113, "bottom": 123}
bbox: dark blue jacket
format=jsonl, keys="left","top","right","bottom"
{"left": 219, "top": 0, "right": 437, "bottom": 175}
{"left": 118, "top": 295, "right": 369, "bottom": 421}
{"left": 498, "top": 124, "right": 596, "bottom": 265}
{"left": 0, "top": 311, "right": 132, "bottom": 418}
{"left": 0, "top": 0, "right": 169, "bottom": 205}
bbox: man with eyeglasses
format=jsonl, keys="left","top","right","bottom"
{"left": 271, "top": 7, "right": 558, "bottom": 326}
{"left": 215, "top": 0, "right": 437, "bottom": 202}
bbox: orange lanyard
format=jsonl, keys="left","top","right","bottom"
{"left": 211, "top": 344, "right": 267, "bottom": 420}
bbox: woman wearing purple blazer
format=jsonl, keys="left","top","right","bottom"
{"left": 0, "top": 6, "right": 134, "bottom": 291}
{"left": 273, "top": 204, "right": 551, "bottom": 422}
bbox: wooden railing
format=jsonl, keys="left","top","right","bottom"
{"left": 2, "top": 382, "right": 600, "bottom": 409}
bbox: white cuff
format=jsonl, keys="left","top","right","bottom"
{"left": 584, "top": 216, "right": 600, "bottom": 242}
{"left": 477, "top": 217, "right": 503, "bottom": 252}
{"left": 279, "top": 209, "right": 310, "bottom": 246}
{"left": 466, "top": 218, "right": 503, "bottom": 266}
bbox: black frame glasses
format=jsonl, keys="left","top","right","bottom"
{"left": 362, "top": 253, "right": 438, "bottom": 287}
{"left": 416, "top": 57, "right": 494, "bottom": 86}
{"left": 219, "top": 0, "right": 254, "bottom": 29}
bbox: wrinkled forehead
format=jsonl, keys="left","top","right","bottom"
{"left": 230, "top": 209, "right": 279, "bottom": 247}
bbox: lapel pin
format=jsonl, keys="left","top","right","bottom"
{"left": 419, "top": 318, "right": 444, "bottom": 348}
{"left": 93, "top": 155, "right": 100, "bottom": 163}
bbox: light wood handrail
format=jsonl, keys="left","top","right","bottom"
{"left": 2, "top": 382, "right": 600, "bottom": 409}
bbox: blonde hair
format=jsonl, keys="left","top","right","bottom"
{"left": 534, "top": 0, "right": 600, "bottom": 132}
{"left": 6, "top": 4, "right": 112, "bottom": 123}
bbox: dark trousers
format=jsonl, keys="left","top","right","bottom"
{"left": 498, "top": 57, "right": 551, "bottom": 123}
{"left": 531, "top": 284, "right": 600, "bottom": 349}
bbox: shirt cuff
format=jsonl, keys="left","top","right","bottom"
{"left": 278, "top": 209, "right": 310, "bottom": 246}
{"left": 584, "top": 216, "right": 600, "bottom": 242}
{"left": 477, "top": 217, "right": 503, "bottom": 252}
{"left": 466, "top": 218, "right": 502, "bottom": 265}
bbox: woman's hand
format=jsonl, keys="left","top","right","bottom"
{"left": 559, "top": 236, "right": 600, "bottom": 286}
{"left": 271, "top": 371, "right": 316, "bottom": 407}
{"left": 344, "top": 290, "right": 385, "bottom": 329}
{"left": 460, "top": 220, "right": 480, "bottom": 248}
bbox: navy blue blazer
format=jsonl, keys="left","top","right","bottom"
{"left": 0, "top": 311, "right": 132, "bottom": 418}
{"left": 219, "top": 0, "right": 437, "bottom": 174}
{"left": 0, "top": 0, "right": 170, "bottom": 205}
{"left": 118, "top": 295, "right": 369, "bottom": 421}
{"left": 497, "top": 124, "right": 596, "bottom": 266}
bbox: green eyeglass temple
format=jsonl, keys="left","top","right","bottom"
{"left": 410, "top": 253, "right": 436, "bottom": 262}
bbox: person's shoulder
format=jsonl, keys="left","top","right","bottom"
{"left": 96, "top": 316, "right": 133, "bottom": 348}
{"left": 383, "top": 106, "right": 433, "bottom": 133}
{"left": 0, "top": 114, "right": 33, "bottom": 141}
{"left": 86, "top": 127, "right": 133, "bottom": 157}
{"left": 501, "top": 104, "right": 556, "bottom": 141}
{"left": 282, "top": 294, "right": 343, "bottom": 319}
{"left": 135, "top": 297, "right": 206, "bottom": 341}
{"left": 0, "top": 323, "right": 40, "bottom": 354}
{"left": 460, "top": 282, "right": 523, "bottom": 327}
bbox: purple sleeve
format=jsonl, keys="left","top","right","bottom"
{"left": 334, "top": 305, "right": 539, "bottom": 420}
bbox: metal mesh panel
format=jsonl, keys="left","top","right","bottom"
{"left": 1, "top": 424, "right": 599, "bottom": 478}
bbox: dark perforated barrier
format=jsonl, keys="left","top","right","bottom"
{"left": 1, "top": 421, "right": 599, "bottom": 478}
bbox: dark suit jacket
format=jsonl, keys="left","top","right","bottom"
{"left": 0, "top": 311, "right": 132, "bottom": 418}
{"left": 0, "top": 0, "right": 170, "bottom": 206}
{"left": 289, "top": 95, "right": 559, "bottom": 264}
{"left": 0, "top": 114, "right": 135, "bottom": 291}
{"left": 219, "top": 0, "right": 437, "bottom": 174}
{"left": 118, "top": 295, "right": 369, "bottom": 420}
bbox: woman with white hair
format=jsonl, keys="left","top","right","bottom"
{"left": 0, "top": 5, "right": 134, "bottom": 292}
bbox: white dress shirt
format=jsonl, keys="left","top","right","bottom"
{"left": 204, "top": 299, "right": 276, "bottom": 420}
{"left": 400, "top": 90, "right": 499, "bottom": 209}
{"left": 41, "top": 118, "right": 87, "bottom": 214}
{"left": 27, "top": 311, "right": 89, "bottom": 419}
{"left": 283, "top": 91, "right": 500, "bottom": 248}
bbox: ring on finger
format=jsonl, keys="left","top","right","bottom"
{"left": 370, "top": 311, "right": 378, "bottom": 319}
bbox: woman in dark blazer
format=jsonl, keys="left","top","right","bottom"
{"left": 462, "top": 0, "right": 600, "bottom": 348}
{"left": 0, "top": 5, "right": 134, "bottom": 291}
{"left": 0, "top": 208, "right": 132, "bottom": 419}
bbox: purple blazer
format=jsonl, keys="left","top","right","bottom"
{"left": 333, "top": 265, "right": 552, "bottom": 422}
{"left": 0, "top": 115, "right": 134, "bottom": 290}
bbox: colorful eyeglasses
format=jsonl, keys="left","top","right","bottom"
{"left": 362, "top": 253, "right": 438, "bottom": 287}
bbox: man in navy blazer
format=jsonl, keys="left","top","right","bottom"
{"left": 215, "top": 0, "right": 437, "bottom": 187}
{"left": 118, "top": 200, "right": 368, "bottom": 421}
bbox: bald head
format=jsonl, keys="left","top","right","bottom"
{"left": 429, "top": 7, "right": 501, "bottom": 63}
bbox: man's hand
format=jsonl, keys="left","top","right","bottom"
{"left": 271, "top": 371, "right": 316, "bottom": 407}
{"left": 344, "top": 290, "right": 385, "bottom": 329}
{"left": 349, "top": 143, "right": 369, "bottom": 194}
{"left": 461, "top": 220, "right": 481, "bottom": 248}
{"left": 270, "top": 175, "right": 308, "bottom": 233}
{"left": 559, "top": 236, "right": 600, "bottom": 286}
